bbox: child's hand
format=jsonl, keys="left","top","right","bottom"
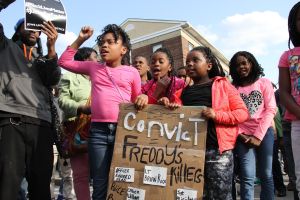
{"left": 238, "top": 133, "right": 250, "bottom": 143}
{"left": 77, "top": 104, "right": 91, "bottom": 115}
{"left": 153, "top": 76, "right": 171, "bottom": 99}
{"left": 201, "top": 107, "right": 216, "bottom": 119}
{"left": 245, "top": 135, "right": 261, "bottom": 147}
{"left": 167, "top": 102, "right": 181, "bottom": 110}
{"left": 135, "top": 94, "right": 148, "bottom": 110}
{"left": 157, "top": 97, "right": 169, "bottom": 106}
{"left": 78, "top": 26, "right": 94, "bottom": 41}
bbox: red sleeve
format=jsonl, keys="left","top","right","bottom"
{"left": 214, "top": 80, "right": 249, "bottom": 125}
{"left": 173, "top": 89, "right": 183, "bottom": 105}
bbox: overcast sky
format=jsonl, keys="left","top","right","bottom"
{"left": 1, "top": 0, "right": 298, "bottom": 84}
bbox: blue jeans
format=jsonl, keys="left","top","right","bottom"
{"left": 237, "top": 128, "right": 274, "bottom": 200}
{"left": 88, "top": 122, "right": 117, "bottom": 200}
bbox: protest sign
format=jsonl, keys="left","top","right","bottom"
{"left": 24, "top": 0, "right": 66, "bottom": 34}
{"left": 107, "top": 104, "right": 207, "bottom": 200}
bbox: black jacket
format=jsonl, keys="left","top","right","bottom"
{"left": 0, "top": 22, "right": 61, "bottom": 122}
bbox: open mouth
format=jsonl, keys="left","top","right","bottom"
{"left": 152, "top": 68, "right": 160, "bottom": 76}
{"left": 100, "top": 50, "right": 109, "bottom": 56}
{"left": 239, "top": 70, "right": 248, "bottom": 76}
{"left": 135, "top": 66, "right": 141, "bottom": 71}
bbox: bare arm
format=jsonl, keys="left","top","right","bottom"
{"left": 279, "top": 67, "right": 300, "bottom": 119}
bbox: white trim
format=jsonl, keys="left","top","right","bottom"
{"left": 131, "top": 24, "right": 185, "bottom": 44}
{"left": 120, "top": 18, "right": 187, "bottom": 27}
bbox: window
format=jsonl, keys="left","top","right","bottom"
{"left": 152, "top": 43, "right": 162, "bottom": 52}
{"left": 188, "top": 42, "right": 194, "bottom": 51}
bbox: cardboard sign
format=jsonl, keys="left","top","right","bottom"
{"left": 107, "top": 104, "right": 207, "bottom": 200}
{"left": 114, "top": 167, "right": 135, "bottom": 183}
{"left": 24, "top": 0, "right": 66, "bottom": 34}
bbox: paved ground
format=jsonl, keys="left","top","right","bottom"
{"left": 235, "top": 174, "right": 294, "bottom": 200}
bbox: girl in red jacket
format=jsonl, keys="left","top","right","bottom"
{"left": 171, "top": 46, "right": 249, "bottom": 200}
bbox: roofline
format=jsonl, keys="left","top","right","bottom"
{"left": 120, "top": 18, "right": 187, "bottom": 27}
{"left": 182, "top": 24, "right": 229, "bottom": 65}
{"left": 120, "top": 18, "right": 229, "bottom": 65}
{"left": 130, "top": 23, "right": 187, "bottom": 44}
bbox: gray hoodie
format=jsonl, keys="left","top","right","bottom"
{"left": 0, "top": 22, "right": 61, "bottom": 122}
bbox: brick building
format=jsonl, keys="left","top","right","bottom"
{"left": 120, "top": 18, "right": 229, "bottom": 74}
{"left": 93, "top": 18, "right": 229, "bottom": 74}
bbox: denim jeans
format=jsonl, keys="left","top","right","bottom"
{"left": 291, "top": 120, "right": 300, "bottom": 198}
{"left": 88, "top": 122, "right": 117, "bottom": 200}
{"left": 237, "top": 128, "right": 274, "bottom": 200}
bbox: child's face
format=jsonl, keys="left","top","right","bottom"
{"left": 150, "top": 52, "right": 171, "bottom": 80}
{"left": 186, "top": 51, "right": 211, "bottom": 79}
{"left": 133, "top": 56, "right": 149, "bottom": 77}
{"left": 236, "top": 55, "right": 252, "bottom": 78}
{"left": 98, "top": 32, "right": 127, "bottom": 66}
{"left": 86, "top": 51, "right": 99, "bottom": 62}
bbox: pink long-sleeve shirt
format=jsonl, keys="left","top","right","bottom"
{"left": 237, "top": 78, "right": 277, "bottom": 140}
{"left": 58, "top": 46, "right": 141, "bottom": 122}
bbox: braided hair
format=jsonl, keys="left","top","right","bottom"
{"left": 190, "top": 46, "right": 225, "bottom": 78}
{"left": 288, "top": 2, "right": 300, "bottom": 48}
{"left": 96, "top": 24, "right": 131, "bottom": 65}
{"left": 229, "top": 51, "right": 264, "bottom": 87}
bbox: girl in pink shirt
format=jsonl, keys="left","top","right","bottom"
{"left": 58, "top": 24, "right": 141, "bottom": 200}
{"left": 230, "top": 51, "right": 277, "bottom": 200}
{"left": 279, "top": 2, "right": 300, "bottom": 198}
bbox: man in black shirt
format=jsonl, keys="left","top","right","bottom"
{"left": 0, "top": 1, "right": 61, "bottom": 199}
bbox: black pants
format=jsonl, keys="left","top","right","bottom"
{"left": 0, "top": 117, "right": 53, "bottom": 200}
{"left": 272, "top": 139, "right": 286, "bottom": 192}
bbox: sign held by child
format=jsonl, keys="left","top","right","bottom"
{"left": 107, "top": 104, "right": 207, "bottom": 200}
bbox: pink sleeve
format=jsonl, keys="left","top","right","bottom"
{"left": 278, "top": 50, "right": 289, "bottom": 68}
{"left": 130, "top": 69, "right": 142, "bottom": 102}
{"left": 253, "top": 79, "right": 277, "bottom": 140}
{"left": 58, "top": 46, "right": 91, "bottom": 75}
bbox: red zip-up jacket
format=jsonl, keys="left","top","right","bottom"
{"left": 174, "top": 76, "right": 249, "bottom": 153}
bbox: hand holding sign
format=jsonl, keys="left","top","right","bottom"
{"left": 41, "top": 21, "right": 58, "bottom": 58}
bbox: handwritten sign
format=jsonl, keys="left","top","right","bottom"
{"left": 127, "top": 187, "right": 145, "bottom": 200}
{"left": 114, "top": 167, "right": 135, "bottom": 183}
{"left": 24, "top": 0, "right": 67, "bottom": 34}
{"left": 106, "top": 104, "right": 207, "bottom": 200}
{"left": 143, "top": 166, "right": 167, "bottom": 186}
{"left": 177, "top": 188, "right": 198, "bottom": 200}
